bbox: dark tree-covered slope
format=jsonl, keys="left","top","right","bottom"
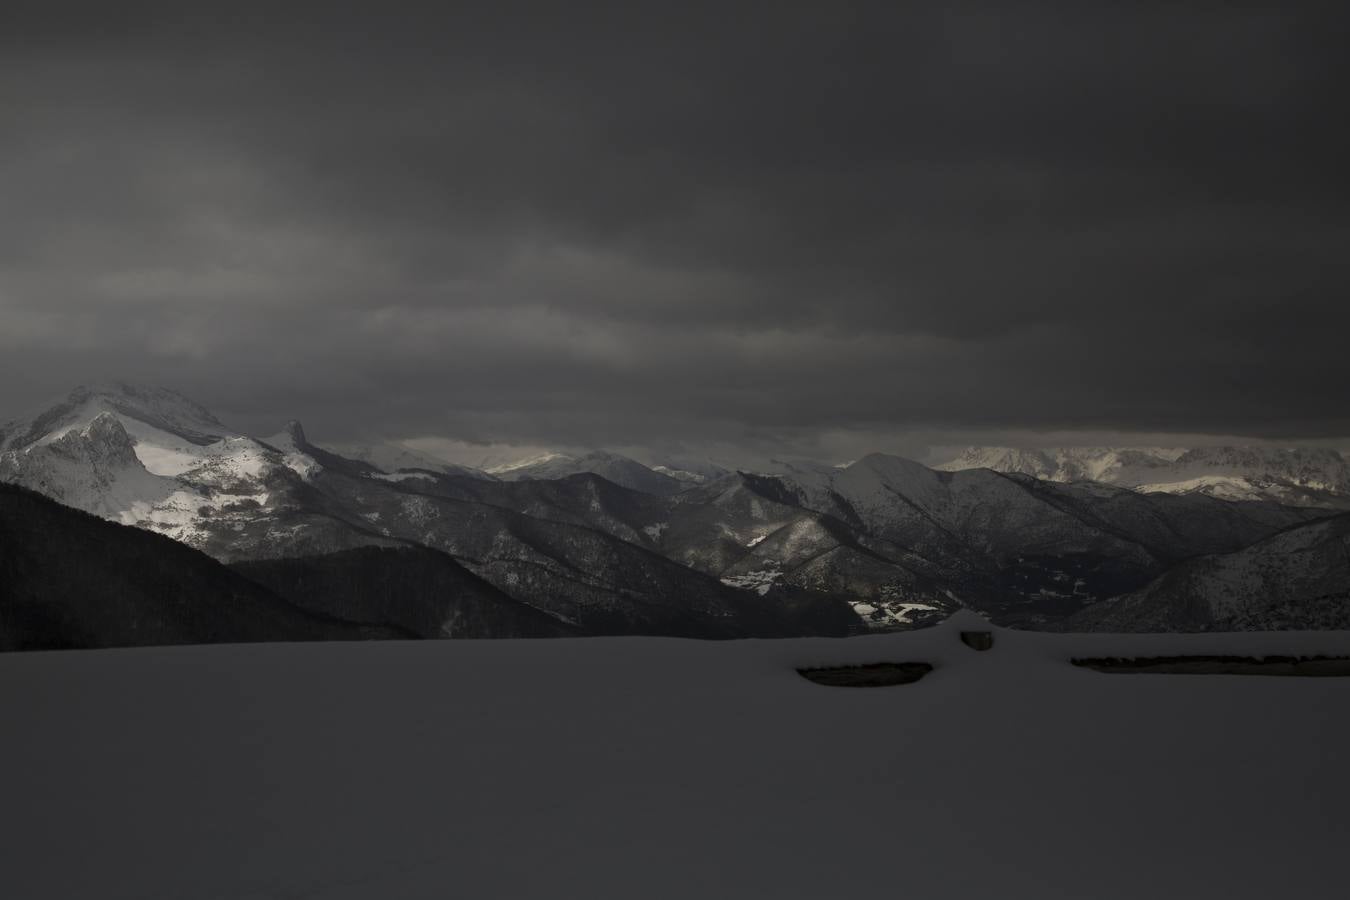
{"left": 0, "top": 483, "right": 398, "bottom": 650}
{"left": 1062, "top": 513, "right": 1350, "bottom": 632}
{"left": 233, "top": 546, "right": 577, "bottom": 639}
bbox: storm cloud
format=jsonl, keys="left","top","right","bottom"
{"left": 2, "top": 1, "right": 1347, "bottom": 458}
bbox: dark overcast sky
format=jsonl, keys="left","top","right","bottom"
{"left": 2, "top": 2, "right": 1347, "bottom": 459}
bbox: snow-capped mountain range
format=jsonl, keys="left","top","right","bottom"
{"left": 2, "top": 382, "right": 1348, "bottom": 640}
{"left": 937, "top": 445, "right": 1350, "bottom": 508}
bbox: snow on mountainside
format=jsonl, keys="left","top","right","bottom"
{"left": 0, "top": 382, "right": 229, "bottom": 453}
{"left": 730, "top": 453, "right": 1326, "bottom": 627}
{"left": 0, "top": 413, "right": 181, "bottom": 522}
{"left": 770, "top": 452, "right": 1146, "bottom": 564}
{"left": 938, "top": 445, "right": 1350, "bottom": 508}
{"left": 260, "top": 421, "right": 325, "bottom": 480}
{"left": 0, "top": 385, "right": 324, "bottom": 547}
{"left": 651, "top": 465, "right": 704, "bottom": 483}
{"left": 936, "top": 446, "right": 1189, "bottom": 483}
{"left": 647, "top": 456, "right": 730, "bottom": 485}
{"left": 491, "top": 450, "right": 685, "bottom": 496}
{"left": 484, "top": 451, "right": 571, "bottom": 474}
{"left": 1066, "top": 513, "right": 1350, "bottom": 632}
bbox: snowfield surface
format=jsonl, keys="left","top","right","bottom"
{"left": 2, "top": 614, "right": 1347, "bottom": 900}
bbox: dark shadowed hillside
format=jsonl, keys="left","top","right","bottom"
{"left": 1062, "top": 514, "right": 1350, "bottom": 632}
{"left": 234, "top": 546, "right": 577, "bottom": 639}
{"left": 0, "top": 483, "right": 398, "bottom": 650}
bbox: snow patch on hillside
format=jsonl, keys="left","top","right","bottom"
{"left": 370, "top": 471, "right": 437, "bottom": 484}
{"left": 720, "top": 568, "right": 783, "bottom": 595}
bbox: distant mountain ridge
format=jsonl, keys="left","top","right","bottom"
{"left": 329, "top": 439, "right": 496, "bottom": 481}
{"left": 2, "top": 383, "right": 1346, "bottom": 641}
{"left": 490, "top": 449, "right": 686, "bottom": 495}
{"left": 937, "top": 445, "right": 1350, "bottom": 508}
{"left": 0, "top": 382, "right": 229, "bottom": 451}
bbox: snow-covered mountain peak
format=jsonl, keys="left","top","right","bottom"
{"left": 1, "top": 382, "right": 234, "bottom": 454}
{"left": 64, "top": 412, "right": 142, "bottom": 468}
{"left": 0, "top": 408, "right": 185, "bottom": 522}
{"left": 66, "top": 382, "right": 228, "bottom": 442}
{"left": 1, "top": 385, "right": 320, "bottom": 544}
{"left": 25, "top": 385, "right": 269, "bottom": 481}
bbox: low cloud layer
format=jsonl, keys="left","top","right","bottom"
{"left": 3, "top": 2, "right": 1347, "bottom": 458}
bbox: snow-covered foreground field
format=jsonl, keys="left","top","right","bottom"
{"left": 3, "top": 614, "right": 1348, "bottom": 900}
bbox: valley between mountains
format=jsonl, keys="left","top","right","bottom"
{"left": 3, "top": 383, "right": 1348, "bottom": 649}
